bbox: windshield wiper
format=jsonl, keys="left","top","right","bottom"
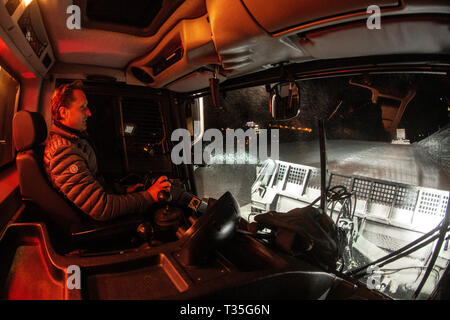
{"left": 346, "top": 222, "right": 448, "bottom": 278}
{"left": 413, "top": 202, "right": 450, "bottom": 299}
{"left": 345, "top": 211, "right": 450, "bottom": 299}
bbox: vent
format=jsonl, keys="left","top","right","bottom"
{"left": 131, "top": 67, "right": 154, "bottom": 84}
{"left": 121, "top": 97, "right": 164, "bottom": 169}
{"left": 151, "top": 47, "right": 184, "bottom": 76}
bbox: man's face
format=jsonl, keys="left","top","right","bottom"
{"left": 60, "top": 89, "right": 91, "bottom": 131}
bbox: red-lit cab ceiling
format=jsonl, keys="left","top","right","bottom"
{"left": 0, "top": 38, "right": 35, "bottom": 80}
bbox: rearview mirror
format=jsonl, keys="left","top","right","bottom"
{"left": 269, "top": 82, "right": 301, "bottom": 121}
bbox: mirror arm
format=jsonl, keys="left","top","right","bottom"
{"left": 209, "top": 65, "right": 221, "bottom": 109}
{"left": 280, "top": 63, "right": 295, "bottom": 83}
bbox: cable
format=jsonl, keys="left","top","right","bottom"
{"left": 249, "top": 184, "right": 357, "bottom": 271}
{"left": 347, "top": 224, "right": 450, "bottom": 278}
{"left": 413, "top": 202, "right": 450, "bottom": 299}
{"left": 322, "top": 185, "right": 357, "bottom": 271}
{"left": 379, "top": 266, "right": 441, "bottom": 281}
{"left": 378, "top": 233, "right": 441, "bottom": 269}
{"left": 348, "top": 224, "right": 442, "bottom": 277}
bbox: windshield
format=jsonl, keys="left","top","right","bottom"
{"left": 193, "top": 72, "right": 450, "bottom": 299}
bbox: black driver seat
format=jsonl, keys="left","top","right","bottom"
{"left": 12, "top": 110, "right": 144, "bottom": 253}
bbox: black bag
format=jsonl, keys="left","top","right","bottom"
{"left": 254, "top": 206, "right": 339, "bottom": 271}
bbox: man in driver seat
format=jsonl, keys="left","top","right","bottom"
{"left": 44, "top": 80, "right": 170, "bottom": 221}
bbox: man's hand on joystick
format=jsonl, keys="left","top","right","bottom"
{"left": 147, "top": 176, "right": 171, "bottom": 202}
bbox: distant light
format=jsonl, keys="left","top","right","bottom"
{"left": 22, "top": 0, "right": 33, "bottom": 7}
{"left": 124, "top": 123, "right": 135, "bottom": 135}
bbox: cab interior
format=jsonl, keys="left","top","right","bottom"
{"left": 0, "top": 0, "right": 449, "bottom": 300}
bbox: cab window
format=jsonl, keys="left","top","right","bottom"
{"left": 0, "top": 64, "right": 20, "bottom": 168}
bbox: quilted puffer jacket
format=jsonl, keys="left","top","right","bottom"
{"left": 43, "top": 122, "right": 154, "bottom": 221}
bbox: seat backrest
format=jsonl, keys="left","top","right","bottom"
{"left": 12, "top": 111, "right": 82, "bottom": 242}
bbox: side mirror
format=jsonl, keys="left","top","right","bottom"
{"left": 269, "top": 82, "right": 301, "bottom": 120}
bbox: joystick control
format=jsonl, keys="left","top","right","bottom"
{"left": 157, "top": 189, "right": 172, "bottom": 203}
{"left": 154, "top": 190, "right": 182, "bottom": 242}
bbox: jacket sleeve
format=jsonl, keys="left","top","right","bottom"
{"left": 47, "top": 143, "right": 154, "bottom": 221}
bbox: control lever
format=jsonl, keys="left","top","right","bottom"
{"left": 154, "top": 189, "right": 182, "bottom": 242}
{"left": 157, "top": 189, "right": 173, "bottom": 204}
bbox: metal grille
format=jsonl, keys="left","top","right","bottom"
{"left": 287, "top": 166, "right": 307, "bottom": 185}
{"left": 441, "top": 195, "right": 449, "bottom": 216}
{"left": 371, "top": 182, "right": 396, "bottom": 205}
{"left": 353, "top": 179, "right": 372, "bottom": 200}
{"left": 329, "top": 174, "right": 352, "bottom": 190}
{"left": 418, "top": 192, "right": 446, "bottom": 217}
{"left": 394, "top": 186, "right": 418, "bottom": 211}
{"left": 307, "top": 169, "right": 321, "bottom": 189}
{"left": 18, "top": 8, "right": 47, "bottom": 57}
{"left": 121, "top": 97, "right": 164, "bottom": 166}
{"left": 276, "top": 164, "right": 287, "bottom": 182}
{"left": 254, "top": 160, "right": 450, "bottom": 233}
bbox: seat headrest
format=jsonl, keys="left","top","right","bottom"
{"left": 13, "top": 111, "right": 47, "bottom": 152}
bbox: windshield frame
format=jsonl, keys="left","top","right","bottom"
{"left": 190, "top": 57, "right": 450, "bottom": 299}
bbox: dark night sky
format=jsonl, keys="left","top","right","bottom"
{"left": 203, "top": 74, "right": 449, "bottom": 143}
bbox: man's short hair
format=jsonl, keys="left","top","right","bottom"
{"left": 51, "top": 80, "right": 84, "bottom": 121}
